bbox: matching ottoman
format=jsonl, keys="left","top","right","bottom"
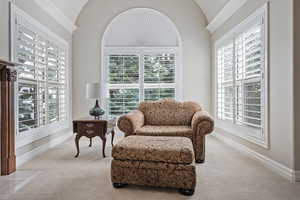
{"left": 111, "top": 136, "right": 196, "bottom": 195}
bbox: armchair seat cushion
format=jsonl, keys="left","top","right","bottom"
{"left": 135, "top": 125, "right": 193, "bottom": 139}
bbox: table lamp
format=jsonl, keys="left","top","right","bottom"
{"left": 86, "top": 83, "right": 105, "bottom": 119}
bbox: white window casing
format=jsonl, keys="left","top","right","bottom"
{"left": 102, "top": 47, "right": 181, "bottom": 117}
{"left": 215, "top": 4, "right": 269, "bottom": 148}
{"left": 10, "top": 4, "right": 70, "bottom": 147}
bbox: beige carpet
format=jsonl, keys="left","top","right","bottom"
{"left": 1, "top": 133, "right": 300, "bottom": 200}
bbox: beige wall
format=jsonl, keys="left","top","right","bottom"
{"left": 72, "top": 0, "right": 212, "bottom": 119}
{"left": 294, "top": 0, "right": 300, "bottom": 171}
{"left": 0, "top": 0, "right": 73, "bottom": 168}
{"left": 0, "top": 0, "right": 9, "bottom": 60}
{"left": 212, "top": 0, "right": 295, "bottom": 169}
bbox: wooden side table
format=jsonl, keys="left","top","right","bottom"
{"left": 72, "top": 117, "right": 117, "bottom": 158}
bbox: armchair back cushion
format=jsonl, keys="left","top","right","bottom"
{"left": 138, "top": 99, "right": 201, "bottom": 126}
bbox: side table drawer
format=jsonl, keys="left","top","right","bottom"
{"left": 82, "top": 122, "right": 98, "bottom": 128}
{"left": 77, "top": 122, "right": 102, "bottom": 137}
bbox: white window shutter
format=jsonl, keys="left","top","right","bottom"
{"left": 144, "top": 53, "right": 176, "bottom": 101}
{"left": 106, "top": 51, "right": 177, "bottom": 117}
{"left": 217, "top": 42, "right": 234, "bottom": 122}
{"left": 216, "top": 14, "right": 265, "bottom": 132}
{"left": 15, "top": 12, "right": 68, "bottom": 134}
{"left": 107, "top": 55, "right": 140, "bottom": 116}
{"left": 235, "top": 23, "right": 263, "bottom": 128}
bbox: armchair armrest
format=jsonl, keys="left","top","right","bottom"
{"left": 117, "top": 110, "right": 145, "bottom": 137}
{"left": 191, "top": 111, "right": 214, "bottom": 136}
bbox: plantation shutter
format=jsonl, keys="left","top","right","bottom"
{"left": 58, "top": 49, "right": 67, "bottom": 121}
{"left": 216, "top": 42, "right": 234, "bottom": 122}
{"left": 235, "top": 23, "right": 263, "bottom": 128}
{"left": 16, "top": 16, "right": 40, "bottom": 133}
{"left": 47, "top": 42, "right": 67, "bottom": 123}
{"left": 105, "top": 50, "right": 177, "bottom": 117}
{"left": 216, "top": 13, "right": 265, "bottom": 131}
{"left": 35, "top": 35, "right": 47, "bottom": 127}
{"left": 144, "top": 53, "right": 176, "bottom": 101}
{"left": 107, "top": 55, "right": 140, "bottom": 116}
{"left": 47, "top": 42, "right": 60, "bottom": 123}
{"left": 15, "top": 12, "right": 68, "bottom": 134}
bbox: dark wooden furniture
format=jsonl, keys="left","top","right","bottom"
{"left": 73, "top": 117, "right": 117, "bottom": 158}
{"left": 0, "top": 59, "right": 19, "bottom": 176}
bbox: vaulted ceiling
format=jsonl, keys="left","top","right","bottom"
{"left": 49, "top": 0, "right": 89, "bottom": 23}
{"left": 194, "top": 0, "right": 230, "bottom": 22}
{"left": 47, "top": 0, "right": 230, "bottom": 25}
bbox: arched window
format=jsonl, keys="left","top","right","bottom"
{"left": 102, "top": 8, "right": 182, "bottom": 116}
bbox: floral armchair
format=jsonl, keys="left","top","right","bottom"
{"left": 117, "top": 99, "right": 214, "bottom": 163}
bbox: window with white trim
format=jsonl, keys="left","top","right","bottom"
{"left": 216, "top": 5, "right": 268, "bottom": 146}
{"left": 12, "top": 6, "right": 68, "bottom": 134}
{"left": 104, "top": 49, "right": 177, "bottom": 116}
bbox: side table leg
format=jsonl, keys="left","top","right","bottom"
{"left": 100, "top": 136, "right": 106, "bottom": 158}
{"left": 111, "top": 128, "right": 115, "bottom": 146}
{"left": 89, "top": 138, "right": 92, "bottom": 147}
{"left": 75, "top": 134, "right": 82, "bottom": 158}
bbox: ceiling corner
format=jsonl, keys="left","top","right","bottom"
{"left": 34, "top": 0, "right": 77, "bottom": 33}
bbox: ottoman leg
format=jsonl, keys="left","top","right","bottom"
{"left": 178, "top": 188, "right": 195, "bottom": 196}
{"left": 112, "top": 183, "right": 127, "bottom": 188}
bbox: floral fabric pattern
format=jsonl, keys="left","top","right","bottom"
{"left": 112, "top": 136, "right": 194, "bottom": 164}
{"left": 192, "top": 110, "right": 215, "bottom": 134}
{"left": 111, "top": 135, "right": 196, "bottom": 190}
{"left": 111, "top": 159, "right": 196, "bottom": 190}
{"left": 135, "top": 125, "right": 193, "bottom": 139}
{"left": 118, "top": 110, "right": 144, "bottom": 137}
{"left": 139, "top": 99, "right": 201, "bottom": 126}
{"left": 117, "top": 99, "right": 214, "bottom": 162}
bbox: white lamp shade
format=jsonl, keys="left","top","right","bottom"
{"left": 86, "top": 83, "right": 101, "bottom": 99}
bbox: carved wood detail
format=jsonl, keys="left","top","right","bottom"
{"left": 7, "top": 70, "right": 17, "bottom": 82}
{"left": 0, "top": 59, "right": 18, "bottom": 176}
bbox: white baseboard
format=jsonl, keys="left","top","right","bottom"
{"left": 212, "top": 132, "right": 297, "bottom": 182}
{"left": 16, "top": 132, "right": 72, "bottom": 167}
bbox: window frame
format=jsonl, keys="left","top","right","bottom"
{"left": 102, "top": 47, "right": 182, "bottom": 116}
{"left": 214, "top": 4, "right": 269, "bottom": 148}
{"left": 10, "top": 4, "right": 71, "bottom": 148}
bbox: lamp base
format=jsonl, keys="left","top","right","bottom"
{"left": 89, "top": 100, "right": 105, "bottom": 119}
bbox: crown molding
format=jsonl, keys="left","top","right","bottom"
{"left": 206, "top": 0, "right": 248, "bottom": 34}
{"left": 33, "top": 0, "right": 77, "bottom": 33}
